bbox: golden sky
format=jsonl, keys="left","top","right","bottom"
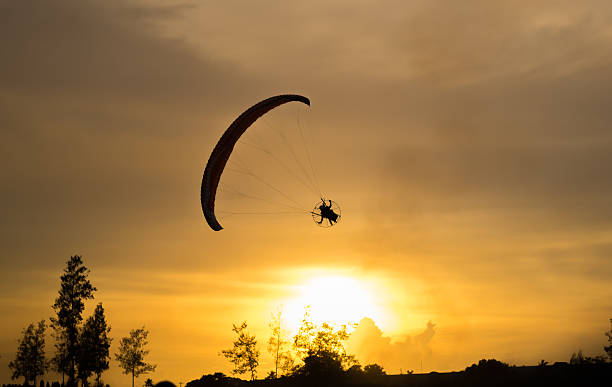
{"left": 2, "top": 0, "right": 612, "bottom": 384}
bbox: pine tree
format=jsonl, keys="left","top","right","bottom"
{"left": 78, "top": 303, "right": 112, "bottom": 386}
{"left": 51, "top": 255, "right": 96, "bottom": 386}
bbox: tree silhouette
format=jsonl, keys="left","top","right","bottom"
{"left": 293, "top": 308, "right": 355, "bottom": 370}
{"left": 291, "top": 308, "right": 356, "bottom": 381}
{"left": 345, "top": 363, "right": 363, "bottom": 378}
{"left": 363, "top": 363, "right": 386, "bottom": 377}
{"left": 221, "top": 321, "right": 260, "bottom": 380}
{"left": 293, "top": 307, "right": 316, "bottom": 359}
{"left": 51, "top": 255, "right": 96, "bottom": 386}
{"left": 605, "top": 318, "right": 612, "bottom": 361}
{"left": 570, "top": 349, "right": 607, "bottom": 365}
{"left": 50, "top": 326, "right": 70, "bottom": 386}
{"left": 78, "top": 303, "right": 112, "bottom": 386}
{"left": 570, "top": 350, "right": 586, "bottom": 365}
{"left": 465, "top": 358, "right": 511, "bottom": 374}
{"left": 267, "top": 310, "right": 293, "bottom": 378}
{"left": 115, "top": 327, "right": 157, "bottom": 387}
{"left": 295, "top": 350, "right": 344, "bottom": 380}
{"left": 9, "top": 320, "right": 48, "bottom": 386}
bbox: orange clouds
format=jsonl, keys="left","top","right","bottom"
{"left": 347, "top": 317, "right": 436, "bottom": 373}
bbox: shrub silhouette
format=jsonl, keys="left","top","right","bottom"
{"left": 465, "top": 359, "right": 511, "bottom": 374}
{"left": 185, "top": 372, "right": 245, "bottom": 387}
{"left": 363, "top": 363, "right": 386, "bottom": 377}
{"left": 294, "top": 350, "right": 344, "bottom": 379}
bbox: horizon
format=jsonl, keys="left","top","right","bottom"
{"left": 2, "top": 1, "right": 612, "bottom": 385}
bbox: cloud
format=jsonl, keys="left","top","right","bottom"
{"left": 0, "top": 0, "right": 262, "bottom": 270}
{"left": 347, "top": 317, "right": 436, "bottom": 373}
{"left": 2, "top": 0, "right": 612, "bottom": 383}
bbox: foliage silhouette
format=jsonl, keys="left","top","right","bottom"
{"left": 153, "top": 382, "right": 177, "bottom": 387}
{"left": 363, "top": 363, "right": 386, "bottom": 377}
{"left": 8, "top": 320, "right": 48, "bottom": 386}
{"left": 78, "top": 303, "right": 112, "bottom": 386}
{"left": 570, "top": 349, "right": 607, "bottom": 365}
{"left": 465, "top": 358, "right": 512, "bottom": 374}
{"left": 605, "top": 318, "right": 612, "bottom": 361}
{"left": 292, "top": 350, "right": 344, "bottom": 380}
{"left": 185, "top": 372, "right": 245, "bottom": 387}
{"left": 50, "top": 255, "right": 96, "bottom": 386}
{"left": 291, "top": 307, "right": 356, "bottom": 378}
{"left": 222, "top": 321, "right": 260, "bottom": 380}
{"left": 115, "top": 327, "right": 157, "bottom": 387}
{"left": 267, "top": 310, "right": 292, "bottom": 378}
{"left": 345, "top": 364, "right": 363, "bottom": 380}
{"left": 49, "top": 326, "right": 70, "bottom": 386}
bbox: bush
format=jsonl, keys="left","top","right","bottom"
{"left": 293, "top": 351, "right": 344, "bottom": 380}
{"left": 465, "top": 359, "right": 511, "bottom": 374}
{"left": 363, "top": 363, "right": 386, "bottom": 377}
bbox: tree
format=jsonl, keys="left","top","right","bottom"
{"left": 293, "top": 308, "right": 355, "bottom": 370}
{"left": 221, "top": 321, "right": 260, "bottom": 380}
{"left": 605, "top": 318, "right": 612, "bottom": 361}
{"left": 291, "top": 308, "right": 356, "bottom": 379}
{"left": 9, "top": 320, "right": 48, "bottom": 386}
{"left": 267, "top": 310, "right": 293, "bottom": 378}
{"left": 465, "top": 359, "right": 511, "bottom": 375}
{"left": 115, "top": 327, "right": 157, "bottom": 387}
{"left": 363, "top": 363, "right": 386, "bottom": 377}
{"left": 78, "top": 303, "right": 112, "bottom": 386}
{"left": 51, "top": 255, "right": 96, "bottom": 386}
{"left": 143, "top": 378, "right": 154, "bottom": 387}
{"left": 295, "top": 351, "right": 344, "bottom": 380}
{"left": 346, "top": 364, "right": 363, "bottom": 378}
{"left": 311, "top": 322, "right": 354, "bottom": 367}
{"left": 570, "top": 350, "right": 607, "bottom": 365}
{"left": 50, "top": 327, "right": 70, "bottom": 386}
{"left": 570, "top": 350, "right": 585, "bottom": 365}
{"left": 278, "top": 350, "right": 295, "bottom": 377}
{"left": 293, "top": 307, "right": 316, "bottom": 359}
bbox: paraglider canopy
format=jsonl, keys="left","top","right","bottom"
{"left": 201, "top": 94, "right": 311, "bottom": 231}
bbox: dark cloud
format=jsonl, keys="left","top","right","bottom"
{"left": 0, "top": 0, "right": 242, "bottom": 100}
{"left": 0, "top": 0, "right": 261, "bottom": 269}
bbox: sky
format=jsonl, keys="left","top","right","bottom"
{"left": 2, "top": 0, "right": 612, "bottom": 384}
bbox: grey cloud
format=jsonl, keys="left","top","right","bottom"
{"left": 0, "top": 0, "right": 243, "bottom": 100}
{"left": 0, "top": 0, "right": 260, "bottom": 269}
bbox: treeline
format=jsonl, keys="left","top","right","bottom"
{"left": 186, "top": 313, "right": 612, "bottom": 387}
{"left": 6, "top": 255, "right": 156, "bottom": 387}
{"left": 186, "top": 359, "right": 612, "bottom": 387}
{"left": 187, "top": 308, "right": 388, "bottom": 387}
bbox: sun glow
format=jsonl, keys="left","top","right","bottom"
{"left": 283, "top": 275, "right": 388, "bottom": 333}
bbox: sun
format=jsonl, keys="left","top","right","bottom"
{"left": 282, "top": 275, "right": 387, "bottom": 333}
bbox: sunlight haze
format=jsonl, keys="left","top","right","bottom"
{"left": 2, "top": 0, "right": 612, "bottom": 385}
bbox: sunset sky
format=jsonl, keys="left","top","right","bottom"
{"left": 2, "top": 0, "right": 612, "bottom": 385}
